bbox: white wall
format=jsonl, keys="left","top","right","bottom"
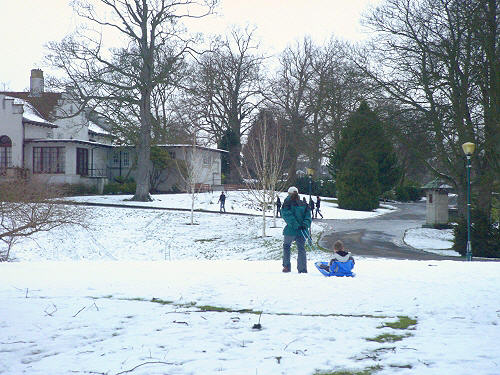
{"left": 0, "top": 95, "right": 24, "bottom": 168}
{"left": 53, "top": 93, "right": 89, "bottom": 141}
{"left": 24, "top": 123, "right": 54, "bottom": 139}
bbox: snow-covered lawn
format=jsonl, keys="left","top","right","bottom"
{"left": 1, "top": 260, "right": 499, "bottom": 375}
{"left": 9, "top": 206, "right": 326, "bottom": 262}
{"left": 405, "top": 228, "right": 460, "bottom": 257}
{"left": 67, "top": 190, "right": 396, "bottom": 220}
{"left": 2, "top": 205, "right": 499, "bottom": 374}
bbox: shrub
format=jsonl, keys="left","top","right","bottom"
{"left": 453, "top": 210, "right": 500, "bottom": 258}
{"left": 395, "top": 183, "right": 423, "bottom": 202}
{"left": 62, "top": 183, "right": 98, "bottom": 196}
{"left": 337, "top": 151, "right": 380, "bottom": 211}
{"left": 103, "top": 180, "right": 136, "bottom": 194}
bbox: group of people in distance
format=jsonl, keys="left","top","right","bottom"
{"left": 217, "top": 187, "right": 354, "bottom": 275}
{"left": 276, "top": 194, "right": 323, "bottom": 219}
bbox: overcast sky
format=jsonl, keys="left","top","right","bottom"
{"left": 0, "top": 0, "right": 381, "bottom": 91}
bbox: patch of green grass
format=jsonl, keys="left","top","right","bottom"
{"left": 197, "top": 305, "right": 261, "bottom": 314}
{"left": 119, "top": 297, "right": 147, "bottom": 302}
{"left": 379, "top": 316, "right": 417, "bottom": 330}
{"left": 314, "top": 365, "right": 382, "bottom": 375}
{"left": 365, "top": 333, "right": 412, "bottom": 343}
{"left": 150, "top": 297, "right": 175, "bottom": 305}
{"left": 389, "top": 364, "right": 412, "bottom": 369}
{"left": 194, "top": 237, "right": 220, "bottom": 243}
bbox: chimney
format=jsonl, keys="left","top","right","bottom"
{"left": 30, "top": 69, "right": 44, "bottom": 97}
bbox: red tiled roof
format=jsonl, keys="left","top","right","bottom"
{"left": 0, "top": 91, "right": 62, "bottom": 121}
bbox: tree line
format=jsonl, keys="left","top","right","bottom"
{"left": 45, "top": 0, "right": 499, "bottom": 253}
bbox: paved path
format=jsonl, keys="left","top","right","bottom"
{"left": 319, "top": 201, "right": 461, "bottom": 260}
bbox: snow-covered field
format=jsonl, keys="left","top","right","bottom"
{"left": 9, "top": 206, "right": 326, "bottom": 262}
{"left": 67, "top": 191, "right": 396, "bottom": 220}
{"left": 2, "top": 204, "right": 499, "bottom": 375}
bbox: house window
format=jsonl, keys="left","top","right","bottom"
{"left": 122, "top": 151, "right": 129, "bottom": 167}
{"left": 203, "top": 154, "right": 211, "bottom": 166}
{"left": 169, "top": 151, "right": 176, "bottom": 159}
{"left": 33, "top": 147, "right": 65, "bottom": 174}
{"left": 113, "top": 152, "right": 120, "bottom": 166}
{"left": 76, "top": 148, "right": 89, "bottom": 176}
{"left": 0, "top": 135, "right": 12, "bottom": 169}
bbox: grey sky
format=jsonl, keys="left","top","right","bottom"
{"left": 0, "top": 0, "right": 380, "bottom": 91}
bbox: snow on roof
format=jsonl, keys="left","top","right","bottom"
{"left": 88, "top": 120, "right": 111, "bottom": 136}
{"left": 25, "top": 139, "right": 113, "bottom": 148}
{"left": 156, "top": 144, "right": 229, "bottom": 153}
{"left": 8, "top": 96, "right": 57, "bottom": 128}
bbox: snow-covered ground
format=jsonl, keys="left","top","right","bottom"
{"left": 67, "top": 191, "right": 396, "bottom": 220}
{"left": 1, "top": 260, "right": 499, "bottom": 375}
{"left": 2, "top": 204, "right": 499, "bottom": 374}
{"left": 8, "top": 206, "right": 326, "bottom": 262}
{"left": 405, "top": 228, "right": 460, "bottom": 257}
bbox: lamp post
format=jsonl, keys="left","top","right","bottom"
{"left": 462, "top": 142, "right": 475, "bottom": 261}
{"left": 306, "top": 168, "right": 314, "bottom": 201}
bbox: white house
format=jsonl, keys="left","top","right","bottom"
{"left": 0, "top": 69, "right": 226, "bottom": 193}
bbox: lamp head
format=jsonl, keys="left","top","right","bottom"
{"left": 306, "top": 168, "right": 314, "bottom": 176}
{"left": 462, "top": 142, "right": 475, "bottom": 155}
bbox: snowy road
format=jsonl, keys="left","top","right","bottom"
{"left": 320, "top": 201, "right": 462, "bottom": 260}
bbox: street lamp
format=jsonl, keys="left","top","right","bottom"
{"left": 306, "top": 168, "right": 314, "bottom": 201}
{"left": 462, "top": 142, "right": 475, "bottom": 261}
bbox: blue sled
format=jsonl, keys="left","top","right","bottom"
{"left": 315, "top": 261, "right": 355, "bottom": 277}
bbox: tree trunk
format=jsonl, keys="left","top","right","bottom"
{"left": 262, "top": 201, "right": 266, "bottom": 237}
{"left": 228, "top": 141, "right": 242, "bottom": 184}
{"left": 191, "top": 185, "right": 195, "bottom": 225}
{"left": 134, "top": 95, "right": 151, "bottom": 201}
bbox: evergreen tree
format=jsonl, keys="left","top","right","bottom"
{"left": 337, "top": 150, "right": 380, "bottom": 211}
{"left": 329, "top": 101, "right": 400, "bottom": 195}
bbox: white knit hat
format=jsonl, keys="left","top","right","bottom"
{"left": 287, "top": 186, "right": 299, "bottom": 194}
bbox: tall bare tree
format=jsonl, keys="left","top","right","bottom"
{"left": 242, "top": 110, "right": 286, "bottom": 236}
{"left": 268, "top": 38, "right": 315, "bottom": 184}
{"left": 187, "top": 28, "right": 264, "bottom": 183}
{"left": 46, "top": 0, "right": 216, "bottom": 201}
{"left": 359, "top": 0, "right": 499, "bottom": 219}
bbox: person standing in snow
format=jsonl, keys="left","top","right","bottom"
{"left": 218, "top": 191, "right": 226, "bottom": 212}
{"left": 276, "top": 196, "right": 282, "bottom": 217}
{"left": 281, "top": 186, "right": 312, "bottom": 273}
{"left": 315, "top": 195, "right": 323, "bottom": 219}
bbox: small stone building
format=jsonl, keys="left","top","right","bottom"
{"left": 422, "top": 179, "right": 452, "bottom": 226}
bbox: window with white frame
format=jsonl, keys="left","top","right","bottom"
{"left": 122, "top": 151, "right": 129, "bottom": 167}
{"left": 203, "top": 153, "right": 211, "bottom": 166}
{"left": 33, "top": 147, "right": 65, "bottom": 174}
{"left": 0, "top": 135, "right": 12, "bottom": 169}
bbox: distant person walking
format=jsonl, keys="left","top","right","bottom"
{"left": 302, "top": 197, "right": 307, "bottom": 205}
{"left": 276, "top": 196, "right": 282, "bottom": 217}
{"left": 218, "top": 191, "right": 226, "bottom": 212}
{"left": 315, "top": 196, "right": 323, "bottom": 219}
{"left": 281, "top": 186, "right": 312, "bottom": 273}
{"left": 309, "top": 197, "right": 315, "bottom": 219}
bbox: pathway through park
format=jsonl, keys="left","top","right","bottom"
{"left": 319, "top": 201, "right": 461, "bottom": 260}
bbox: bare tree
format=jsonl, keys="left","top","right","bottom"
{"left": 175, "top": 133, "right": 212, "bottom": 224}
{"left": 358, "top": 0, "right": 499, "bottom": 218}
{"left": 187, "top": 27, "right": 265, "bottom": 183}
{"left": 0, "top": 178, "right": 86, "bottom": 261}
{"left": 46, "top": 0, "right": 217, "bottom": 201}
{"left": 267, "top": 37, "right": 315, "bottom": 184}
{"left": 242, "top": 110, "right": 286, "bottom": 237}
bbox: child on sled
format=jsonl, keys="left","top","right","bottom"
{"left": 318, "top": 240, "right": 355, "bottom": 272}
